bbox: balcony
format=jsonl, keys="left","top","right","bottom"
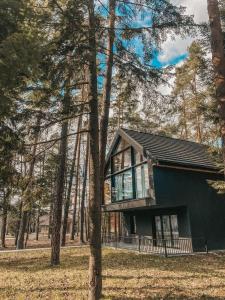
{"left": 102, "top": 197, "right": 155, "bottom": 212}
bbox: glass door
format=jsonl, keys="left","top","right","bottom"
{"left": 154, "top": 215, "right": 179, "bottom": 247}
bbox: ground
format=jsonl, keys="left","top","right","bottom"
{"left": 0, "top": 247, "right": 225, "bottom": 299}
{"left": 1, "top": 234, "right": 77, "bottom": 250}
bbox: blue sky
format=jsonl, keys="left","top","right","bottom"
{"left": 154, "top": 0, "right": 208, "bottom": 68}
{"left": 97, "top": 0, "right": 208, "bottom": 71}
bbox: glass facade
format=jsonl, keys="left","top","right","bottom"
{"left": 105, "top": 139, "right": 151, "bottom": 203}
{"left": 104, "top": 178, "right": 111, "bottom": 205}
{"left": 113, "top": 169, "right": 133, "bottom": 201}
{"left": 135, "top": 163, "right": 149, "bottom": 198}
{"left": 112, "top": 148, "right": 132, "bottom": 173}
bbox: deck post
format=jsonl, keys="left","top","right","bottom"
{"left": 138, "top": 236, "right": 141, "bottom": 252}
{"left": 163, "top": 239, "right": 168, "bottom": 257}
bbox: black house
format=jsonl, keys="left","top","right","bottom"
{"left": 103, "top": 128, "right": 225, "bottom": 251}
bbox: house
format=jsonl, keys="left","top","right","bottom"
{"left": 103, "top": 128, "right": 225, "bottom": 251}
{"left": 39, "top": 213, "right": 73, "bottom": 235}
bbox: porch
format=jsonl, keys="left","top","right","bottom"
{"left": 102, "top": 234, "right": 207, "bottom": 257}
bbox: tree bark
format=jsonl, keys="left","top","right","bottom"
{"left": 207, "top": 0, "right": 225, "bottom": 172}
{"left": 17, "top": 116, "right": 41, "bottom": 249}
{"left": 1, "top": 190, "right": 10, "bottom": 248}
{"left": 51, "top": 91, "right": 70, "bottom": 265}
{"left": 15, "top": 200, "right": 22, "bottom": 246}
{"left": 99, "top": 0, "right": 116, "bottom": 206}
{"left": 70, "top": 131, "right": 81, "bottom": 240}
{"left": 80, "top": 133, "right": 89, "bottom": 243}
{"left": 35, "top": 205, "right": 40, "bottom": 241}
{"left": 48, "top": 199, "right": 53, "bottom": 239}
{"left": 61, "top": 114, "right": 82, "bottom": 246}
{"left": 88, "top": 0, "right": 102, "bottom": 298}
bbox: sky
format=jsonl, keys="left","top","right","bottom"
{"left": 155, "top": 0, "right": 208, "bottom": 67}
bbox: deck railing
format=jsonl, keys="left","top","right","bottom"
{"left": 102, "top": 233, "right": 208, "bottom": 257}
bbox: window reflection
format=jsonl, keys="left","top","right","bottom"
{"left": 112, "top": 148, "right": 131, "bottom": 173}
{"left": 136, "top": 163, "right": 149, "bottom": 198}
{"left": 104, "top": 142, "right": 152, "bottom": 203}
{"left": 115, "top": 139, "right": 129, "bottom": 153}
{"left": 104, "top": 179, "right": 111, "bottom": 205}
{"left": 113, "top": 169, "right": 133, "bottom": 201}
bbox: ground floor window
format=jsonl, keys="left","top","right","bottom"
{"left": 154, "top": 215, "right": 179, "bottom": 245}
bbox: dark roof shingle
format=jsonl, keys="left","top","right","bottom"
{"left": 122, "top": 128, "right": 218, "bottom": 170}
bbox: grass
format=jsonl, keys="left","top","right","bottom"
{"left": 0, "top": 247, "right": 225, "bottom": 299}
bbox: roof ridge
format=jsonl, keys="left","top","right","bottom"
{"left": 121, "top": 127, "right": 207, "bottom": 147}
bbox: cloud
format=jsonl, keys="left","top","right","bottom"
{"left": 173, "top": 0, "right": 208, "bottom": 23}
{"left": 156, "top": 0, "right": 208, "bottom": 66}
{"left": 157, "top": 36, "right": 192, "bottom": 64}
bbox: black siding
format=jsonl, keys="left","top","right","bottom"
{"left": 153, "top": 166, "right": 225, "bottom": 250}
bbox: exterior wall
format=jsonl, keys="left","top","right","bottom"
{"left": 123, "top": 206, "right": 191, "bottom": 238}
{"left": 153, "top": 166, "right": 225, "bottom": 250}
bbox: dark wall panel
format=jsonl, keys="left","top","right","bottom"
{"left": 153, "top": 166, "right": 225, "bottom": 250}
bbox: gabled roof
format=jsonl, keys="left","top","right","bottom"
{"left": 106, "top": 128, "right": 219, "bottom": 172}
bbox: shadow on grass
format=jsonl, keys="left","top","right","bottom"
{"left": 0, "top": 248, "right": 225, "bottom": 299}
{"left": 1, "top": 247, "right": 225, "bottom": 275}
{"left": 0, "top": 249, "right": 89, "bottom": 272}
{"left": 102, "top": 250, "right": 225, "bottom": 275}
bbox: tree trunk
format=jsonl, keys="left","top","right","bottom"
{"left": 17, "top": 116, "right": 41, "bottom": 249}
{"left": 70, "top": 132, "right": 82, "bottom": 240}
{"left": 25, "top": 214, "right": 31, "bottom": 248}
{"left": 15, "top": 200, "right": 23, "bottom": 246}
{"left": 181, "top": 92, "right": 188, "bottom": 139}
{"left": 80, "top": 133, "right": 89, "bottom": 244}
{"left": 207, "top": 0, "right": 225, "bottom": 172}
{"left": 35, "top": 206, "right": 40, "bottom": 241}
{"left": 48, "top": 199, "right": 53, "bottom": 239}
{"left": 61, "top": 114, "right": 82, "bottom": 246}
{"left": 88, "top": 0, "right": 102, "bottom": 298}
{"left": 51, "top": 92, "right": 70, "bottom": 265}
{"left": 1, "top": 191, "right": 9, "bottom": 248}
{"left": 99, "top": 0, "right": 116, "bottom": 206}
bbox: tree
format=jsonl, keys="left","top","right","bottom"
{"left": 171, "top": 42, "right": 217, "bottom": 143}
{"left": 17, "top": 116, "right": 41, "bottom": 249}
{"left": 51, "top": 84, "right": 71, "bottom": 265}
{"left": 207, "top": 0, "right": 225, "bottom": 173}
{"left": 87, "top": 0, "right": 102, "bottom": 298}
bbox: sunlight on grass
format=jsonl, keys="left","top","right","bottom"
{"left": 0, "top": 247, "right": 225, "bottom": 299}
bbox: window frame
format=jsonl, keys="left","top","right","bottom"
{"left": 105, "top": 142, "right": 149, "bottom": 203}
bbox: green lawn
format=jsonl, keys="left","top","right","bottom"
{"left": 0, "top": 247, "right": 225, "bottom": 299}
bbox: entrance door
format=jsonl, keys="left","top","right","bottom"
{"left": 154, "top": 215, "right": 179, "bottom": 247}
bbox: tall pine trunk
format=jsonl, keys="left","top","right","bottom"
{"left": 51, "top": 96, "right": 70, "bottom": 265}
{"left": 99, "top": 0, "right": 116, "bottom": 205}
{"left": 17, "top": 116, "right": 41, "bottom": 249}
{"left": 207, "top": 0, "right": 225, "bottom": 172}
{"left": 61, "top": 115, "right": 82, "bottom": 246}
{"left": 80, "top": 133, "right": 89, "bottom": 243}
{"left": 88, "top": 0, "right": 102, "bottom": 298}
{"left": 70, "top": 131, "right": 81, "bottom": 240}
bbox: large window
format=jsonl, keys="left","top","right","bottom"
{"left": 112, "top": 148, "right": 132, "bottom": 173}
{"left": 104, "top": 140, "right": 151, "bottom": 204}
{"left": 135, "top": 163, "right": 149, "bottom": 198}
{"left": 113, "top": 169, "right": 133, "bottom": 201}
